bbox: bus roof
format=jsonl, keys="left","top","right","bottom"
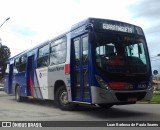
{"left": 8, "top": 17, "right": 144, "bottom": 61}
{"left": 71, "top": 17, "right": 143, "bottom": 31}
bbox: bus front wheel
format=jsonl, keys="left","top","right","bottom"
{"left": 55, "top": 86, "right": 76, "bottom": 111}
{"left": 15, "top": 86, "right": 23, "bottom": 102}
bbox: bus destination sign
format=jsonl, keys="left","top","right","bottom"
{"left": 102, "top": 23, "right": 133, "bottom": 33}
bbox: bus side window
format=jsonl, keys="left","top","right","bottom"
{"left": 13, "top": 61, "right": 18, "bottom": 73}
{"left": 37, "top": 44, "right": 49, "bottom": 68}
{"left": 19, "top": 55, "right": 27, "bottom": 72}
{"left": 50, "top": 37, "right": 66, "bottom": 65}
{"left": 14, "top": 55, "right": 27, "bottom": 73}
{"left": 5, "top": 64, "right": 10, "bottom": 74}
{"left": 15, "top": 58, "right": 20, "bottom": 72}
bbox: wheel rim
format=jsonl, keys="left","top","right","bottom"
{"left": 59, "top": 90, "right": 69, "bottom": 106}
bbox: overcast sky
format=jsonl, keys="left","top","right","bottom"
{"left": 0, "top": 0, "right": 160, "bottom": 72}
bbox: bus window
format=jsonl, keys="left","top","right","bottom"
{"left": 125, "top": 43, "right": 146, "bottom": 64}
{"left": 14, "top": 55, "right": 27, "bottom": 73}
{"left": 5, "top": 64, "right": 9, "bottom": 74}
{"left": 50, "top": 38, "right": 66, "bottom": 65}
{"left": 74, "top": 39, "right": 80, "bottom": 68}
{"left": 95, "top": 33, "right": 148, "bottom": 74}
{"left": 37, "top": 44, "right": 49, "bottom": 68}
{"left": 82, "top": 36, "right": 88, "bottom": 65}
{"left": 13, "top": 61, "right": 18, "bottom": 74}
{"left": 19, "top": 55, "right": 27, "bottom": 72}
{"left": 15, "top": 58, "right": 20, "bottom": 72}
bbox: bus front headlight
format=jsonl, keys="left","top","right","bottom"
{"left": 95, "top": 75, "right": 110, "bottom": 90}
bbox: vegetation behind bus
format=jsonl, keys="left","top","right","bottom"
{"left": 0, "top": 45, "right": 10, "bottom": 81}
{"left": 138, "top": 92, "right": 160, "bottom": 103}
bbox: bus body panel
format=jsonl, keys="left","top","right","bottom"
{"left": 32, "top": 70, "right": 43, "bottom": 99}
{"left": 143, "top": 87, "right": 154, "bottom": 100}
{"left": 14, "top": 72, "right": 27, "bottom": 96}
{"left": 35, "top": 67, "right": 48, "bottom": 99}
{"left": 47, "top": 65, "right": 68, "bottom": 100}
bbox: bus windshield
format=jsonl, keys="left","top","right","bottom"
{"left": 95, "top": 32, "right": 149, "bottom": 75}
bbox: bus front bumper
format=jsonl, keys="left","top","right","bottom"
{"left": 91, "top": 86, "right": 154, "bottom": 104}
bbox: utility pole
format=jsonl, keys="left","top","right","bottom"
{"left": 0, "top": 17, "right": 10, "bottom": 29}
{"left": 0, "top": 17, "right": 10, "bottom": 48}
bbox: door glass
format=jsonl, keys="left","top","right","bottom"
{"left": 83, "top": 69, "right": 89, "bottom": 98}
{"left": 82, "top": 36, "right": 90, "bottom": 99}
{"left": 74, "top": 39, "right": 81, "bottom": 98}
{"left": 82, "top": 36, "right": 88, "bottom": 65}
{"left": 74, "top": 39, "right": 80, "bottom": 68}
{"left": 74, "top": 70, "right": 81, "bottom": 98}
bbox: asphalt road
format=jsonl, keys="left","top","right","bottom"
{"left": 0, "top": 91, "right": 160, "bottom": 130}
{"left": 0, "top": 91, "right": 160, "bottom": 121}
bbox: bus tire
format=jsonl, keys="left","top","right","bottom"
{"left": 98, "top": 104, "right": 113, "bottom": 109}
{"left": 55, "top": 85, "right": 76, "bottom": 111}
{"left": 15, "top": 86, "right": 23, "bottom": 102}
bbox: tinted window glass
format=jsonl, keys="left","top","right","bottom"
{"left": 50, "top": 37, "right": 66, "bottom": 65}
{"left": 82, "top": 36, "right": 88, "bottom": 65}
{"left": 37, "top": 44, "right": 49, "bottom": 68}
{"left": 15, "top": 55, "right": 27, "bottom": 72}
{"left": 74, "top": 39, "right": 80, "bottom": 68}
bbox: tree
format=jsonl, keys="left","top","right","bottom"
{"left": 0, "top": 45, "right": 11, "bottom": 80}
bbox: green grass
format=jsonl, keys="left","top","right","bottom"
{"left": 150, "top": 92, "right": 160, "bottom": 103}
{"left": 139, "top": 92, "right": 160, "bottom": 103}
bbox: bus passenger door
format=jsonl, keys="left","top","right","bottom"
{"left": 71, "top": 34, "right": 91, "bottom": 102}
{"left": 8, "top": 64, "right": 14, "bottom": 94}
{"left": 27, "top": 55, "right": 34, "bottom": 97}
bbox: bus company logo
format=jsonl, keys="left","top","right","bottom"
{"left": 2, "top": 122, "right": 11, "bottom": 127}
{"left": 39, "top": 73, "right": 42, "bottom": 78}
{"left": 39, "top": 72, "right": 47, "bottom": 78}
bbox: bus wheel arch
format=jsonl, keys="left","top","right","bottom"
{"left": 54, "top": 80, "right": 66, "bottom": 96}
{"left": 54, "top": 81, "right": 76, "bottom": 110}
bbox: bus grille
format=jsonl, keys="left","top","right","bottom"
{"left": 115, "top": 92, "right": 146, "bottom": 101}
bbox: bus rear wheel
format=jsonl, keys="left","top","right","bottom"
{"left": 15, "top": 86, "right": 23, "bottom": 102}
{"left": 55, "top": 86, "right": 76, "bottom": 111}
{"left": 98, "top": 104, "right": 113, "bottom": 109}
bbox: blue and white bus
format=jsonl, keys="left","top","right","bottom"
{"left": 4, "top": 18, "right": 153, "bottom": 110}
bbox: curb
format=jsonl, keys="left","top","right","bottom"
{"left": 137, "top": 102, "right": 160, "bottom": 104}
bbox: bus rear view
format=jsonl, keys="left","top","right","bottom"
{"left": 87, "top": 18, "right": 153, "bottom": 108}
